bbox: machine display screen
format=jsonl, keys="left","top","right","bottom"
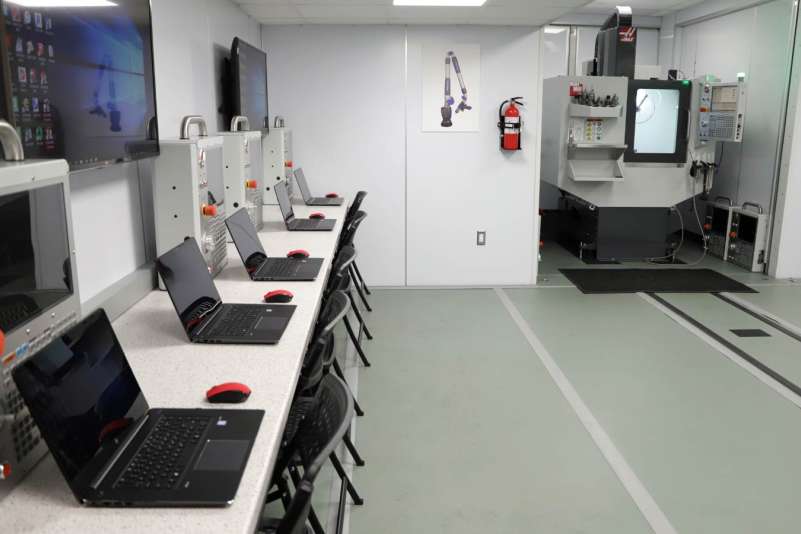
{"left": 738, "top": 215, "right": 758, "bottom": 244}
{"left": 0, "top": 0, "right": 158, "bottom": 170}
{"left": 0, "top": 183, "right": 73, "bottom": 334}
{"left": 632, "top": 88, "right": 679, "bottom": 154}
{"left": 711, "top": 207, "right": 729, "bottom": 235}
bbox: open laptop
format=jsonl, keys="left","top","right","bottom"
{"left": 12, "top": 309, "right": 264, "bottom": 507}
{"left": 294, "top": 168, "right": 344, "bottom": 206}
{"left": 157, "top": 238, "right": 296, "bottom": 344}
{"left": 225, "top": 208, "right": 323, "bottom": 281}
{"left": 274, "top": 180, "right": 336, "bottom": 231}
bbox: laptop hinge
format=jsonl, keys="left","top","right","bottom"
{"left": 90, "top": 413, "right": 150, "bottom": 489}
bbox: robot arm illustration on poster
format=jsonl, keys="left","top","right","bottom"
{"left": 440, "top": 51, "right": 471, "bottom": 128}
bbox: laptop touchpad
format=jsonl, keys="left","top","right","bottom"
{"left": 254, "top": 316, "right": 286, "bottom": 332}
{"left": 194, "top": 440, "right": 249, "bottom": 471}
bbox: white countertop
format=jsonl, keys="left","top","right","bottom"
{"left": 2, "top": 202, "right": 348, "bottom": 534}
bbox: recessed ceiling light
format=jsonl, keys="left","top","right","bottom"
{"left": 393, "top": 0, "right": 486, "bottom": 6}
{"left": 4, "top": 0, "right": 116, "bottom": 6}
{"left": 544, "top": 27, "right": 566, "bottom": 34}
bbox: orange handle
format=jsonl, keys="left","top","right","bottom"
{"left": 202, "top": 204, "right": 218, "bottom": 217}
{"left": 245, "top": 180, "right": 258, "bottom": 189}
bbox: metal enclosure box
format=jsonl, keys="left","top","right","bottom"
{"left": 728, "top": 205, "right": 768, "bottom": 272}
{"left": 704, "top": 201, "right": 733, "bottom": 261}
{"left": 153, "top": 137, "right": 228, "bottom": 279}
{"left": 0, "top": 159, "right": 80, "bottom": 501}
{"left": 222, "top": 130, "right": 264, "bottom": 234}
{"left": 262, "top": 127, "right": 292, "bottom": 205}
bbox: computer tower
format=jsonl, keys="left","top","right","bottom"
{"left": 728, "top": 204, "right": 768, "bottom": 272}
{"left": 153, "top": 134, "right": 228, "bottom": 281}
{"left": 704, "top": 201, "right": 733, "bottom": 261}
{"left": 222, "top": 129, "right": 264, "bottom": 235}
{"left": 0, "top": 158, "right": 80, "bottom": 501}
{"left": 262, "top": 127, "right": 292, "bottom": 205}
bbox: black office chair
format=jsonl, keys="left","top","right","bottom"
{"left": 344, "top": 191, "right": 367, "bottom": 230}
{"left": 259, "top": 375, "right": 359, "bottom": 534}
{"left": 338, "top": 211, "right": 372, "bottom": 311}
{"left": 325, "top": 246, "right": 372, "bottom": 366}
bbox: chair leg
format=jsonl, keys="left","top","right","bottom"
{"left": 346, "top": 290, "right": 373, "bottom": 340}
{"left": 352, "top": 261, "right": 371, "bottom": 295}
{"left": 344, "top": 317, "right": 371, "bottom": 367}
{"left": 343, "top": 432, "right": 365, "bottom": 467}
{"left": 332, "top": 359, "right": 364, "bottom": 417}
{"left": 330, "top": 452, "right": 364, "bottom": 505}
{"left": 277, "top": 474, "right": 293, "bottom": 511}
{"left": 350, "top": 267, "right": 373, "bottom": 312}
{"left": 289, "top": 466, "right": 326, "bottom": 534}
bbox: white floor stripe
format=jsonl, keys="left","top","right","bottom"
{"left": 495, "top": 288, "right": 677, "bottom": 534}
{"left": 719, "top": 292, "right": 801, "bottom": 339}
{"left": 639, "top": 293, "right": 801, "bottom": 411}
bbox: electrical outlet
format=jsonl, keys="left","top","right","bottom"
{"left": 476, "top": 231, "right": 486, "bottom": 246}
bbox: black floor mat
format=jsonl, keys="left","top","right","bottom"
{"left": 560, "top": 268, "right": 757, "bottom": 294}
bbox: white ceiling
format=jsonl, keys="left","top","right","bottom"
{"left": 577, "top": 0, "right": 706, "bottom": 17}
{"left": 232, "top": 0, "right": 594, "bottom": 26}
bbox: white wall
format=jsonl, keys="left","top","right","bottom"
{"left": 261, "top": 25, "right": 407, "bottom": 287}
{"left": 669, "top": 0, "right": 794, "bottom": 211}
{"left": 405, "top": 26, "right": 540, "bottom": 286}
{"left": 262, "top": 25, "right": 541, "bottom": 286}
{"left": 71, "top": 0, "right": 260, "bottom": 303}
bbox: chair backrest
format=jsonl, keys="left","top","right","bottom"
{"left": 276, "top": 375, "right": 353, "bottom": 534}
{"left": 325, "top": 245, "right": 357, "bottom": 297}
{"left": 299, "top": 291, "right": 350, "bottom": 395}
{"left": 346, "top": 191, "right": 367, "bottom": 225}
{"left": 295, "top": 374, "right": 355, "bottom": 479}
{"left": 339, "top": 211, "right": 367, "bottom": 249}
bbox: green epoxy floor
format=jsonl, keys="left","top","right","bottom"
{"left": 349, "top": 285, "right": 801, "bottom": 534}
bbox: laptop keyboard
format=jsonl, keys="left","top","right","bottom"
{"left": 295, "top": 219, "right": 321, "bottom": 230}
{"left": 260, "top": 260, "right": 300, "bottom": 278}
{"left": 116, "top": 415, "right": 211, "bottom": 490}
{"left": 206, "top": 306, "right": 262, "bottom": 338}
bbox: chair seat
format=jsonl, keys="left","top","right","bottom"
{"left": 258, "top": 516, "right": 312, "bottom": 534}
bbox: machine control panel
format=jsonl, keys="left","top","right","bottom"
{"left": 698, "top": 81, "right": 746, "bottom": 143}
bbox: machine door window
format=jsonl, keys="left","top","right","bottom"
{"left": 624, "top": 80, "right": 691, "bottom": 163}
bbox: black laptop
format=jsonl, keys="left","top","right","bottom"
{"left": 294, "top": 168, "right": 344, "bottom": 206}
{"left": 12, "top": 309, "right": 264, "bottom": 507}
{"left": 274, "top": 180, "right": 336, "bottom": 231}
{"left": 157, "top": 238, "right": 295, "bottom": 344}
{"left": 225, "top": 208, "right": 323, "bottom": 281}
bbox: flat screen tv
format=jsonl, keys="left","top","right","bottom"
{"left": 231, "top": 37, "right": 267, "bottom": 131}
{"left": 0, "top": 0, "right": 158, "bottom": 170}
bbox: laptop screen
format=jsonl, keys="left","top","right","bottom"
{"left": 274, "top": 180, "right": 294, "bottom": 221}
{"left": 225, "top": 208, "right": 267, "bottom": 269}
{"left": 293, "top": 168, "right": 311, "bottom": 202}
{"left": 156, "top": 238, "right": 222, "bottom": 333}
{"left": 12, "top": 309, "right": 148, "bottom": 490}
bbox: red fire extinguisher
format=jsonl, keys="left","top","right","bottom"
{"left": 498, "top": 97, "right": 524, "bottom": 151}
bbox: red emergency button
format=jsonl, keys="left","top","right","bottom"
{"left": 703, "top": 223, "right": 712, "bottom": 231}
{"left": 730, "top": 231, "right": 737, "bottom": 238}
{"left": 245, "top": 180, "right": 258, "bottom": 189}
{"left": 1, "top": 462, "right": 11, "bottom": 480}
{"left": 285, "top": 160, "right": 293, "bottom": 168}
{"left": 202, "top": 204, "right": 217, "bottom": 217}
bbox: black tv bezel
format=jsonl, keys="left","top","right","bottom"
{"left": 230, "top": 36, "right": 268, "bottom": 132}
{"left": 624, "top": 79, "right": 691, "bottom": 164}
{"left": 0, "top": 0, "right": 160, "bottom": 171}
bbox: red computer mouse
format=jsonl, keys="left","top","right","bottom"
{"left": 326, "top": 193, "right": 340, "bottom": 199}
{"left": 264, "top": 290, "right": 294, "bottom": 304}
{"left": 287, "top": 249, "right": 310, "bottom": 259}
{"left": 309, "top": 212, "right": 326, "bottom": 220}
{"left": 206, "top": 383, "right": 251, "bottom": 404}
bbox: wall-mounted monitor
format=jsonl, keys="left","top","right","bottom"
{"left": 231, "top": 37, "right": 267, "bottom": 131}
{"left": 0, "top": 0, "right": 159, "bottom": 170}
{"left": 624, "top": 79, "right": 690, "bottom": 164}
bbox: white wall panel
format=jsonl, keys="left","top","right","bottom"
{"left": 261, "top": 25, "right": 407, "bottom": 286}
{"left": 405, "top": 26, "right": 540, "bottom": 286}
